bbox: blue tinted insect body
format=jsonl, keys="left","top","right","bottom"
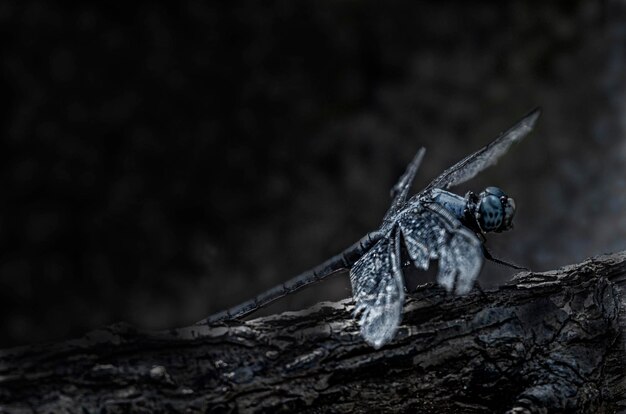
{"left": 202, "top": 109, "right": 541, "bottom": 348}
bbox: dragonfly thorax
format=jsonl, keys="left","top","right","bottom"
{"left": 466, "top": 186, "right": 516, "bottom": 233}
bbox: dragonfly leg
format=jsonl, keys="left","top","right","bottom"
{"left": 482, "top": 245, "right": 530, "bottom": 271}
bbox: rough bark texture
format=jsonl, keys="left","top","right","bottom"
{"left": 0, "top": 252, "right": 625, "bottom": 413}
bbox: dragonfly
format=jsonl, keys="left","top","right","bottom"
{"left": 199, "top": 108, "right": 541, "bottom": 348}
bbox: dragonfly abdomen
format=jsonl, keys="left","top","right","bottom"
{"left": 197, "top": 230, "right": 385, "bottom": 325}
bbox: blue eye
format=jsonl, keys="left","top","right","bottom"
{"left": 484, "top": 186, "right": 506, "bottom": 198}
{"left": 475, "top": 187, "right": 517, "bottom": 232}
{"left": 478, "top": 194, "right": 503, "bottom": 232}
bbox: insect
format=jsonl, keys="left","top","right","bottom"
{"left": 200, "top": 108, "right": 541, "bottom": 348}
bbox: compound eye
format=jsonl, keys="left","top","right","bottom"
{"left": 503, "top": 197, "right": 516, "bottom": 229}
{"left": 507, "top": 197, "right": 516, "bottom": 212}
{"left": 484, "top": 186, "right": 506, "bottom": 198}
{"left": 478, "top": 194, "right": 504, "bottom": 232}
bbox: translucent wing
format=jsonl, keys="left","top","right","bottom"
{"left": 398, "top": 203, "right": 483, "bottom": 295}
{"left": 424, "top": 108, "right": 540, "bottom": 192}
{"left": 349, "top": 228, "right": 404, "bottom": 349}
{"left": 382, "top": 148, "right": 426, "bottom": 226}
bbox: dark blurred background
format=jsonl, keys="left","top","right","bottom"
{"left": 1, "top": 1, "right": 625, "bottom": 347}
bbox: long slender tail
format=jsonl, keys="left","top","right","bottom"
{"left": 197, "top": 230, "right": 384, "bottom": 325}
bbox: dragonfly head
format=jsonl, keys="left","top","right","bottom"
{"left": 473, "top": 186, "right": 516, "bottom": 233}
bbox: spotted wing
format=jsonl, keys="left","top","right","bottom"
{"left": 424, "top": 108, "right": 540, "bottom": 192}
{"left": 398, "top": 203, "right": 483, "bottom": 295}
{"left": 349, "top": 228, "right": 404, "bottom": 349}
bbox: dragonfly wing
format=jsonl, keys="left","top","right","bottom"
{"left": 382, "top": 148, "right": 426, "bottom": 226}
{"left": 425, "top": 108, "right": 540, "bottom": 192}
{"left": 398, "top": 203, "right": 483, "bottom": 294}
{"left": 349, "top": 228, "right": 404, "bottom": 349}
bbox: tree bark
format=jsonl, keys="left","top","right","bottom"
{"left": 0, "top": 252, "right": 625, "bottom": 413}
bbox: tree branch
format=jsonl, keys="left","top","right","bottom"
{"left": 1, "top": 252, "right": 625, "bottom": 413}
